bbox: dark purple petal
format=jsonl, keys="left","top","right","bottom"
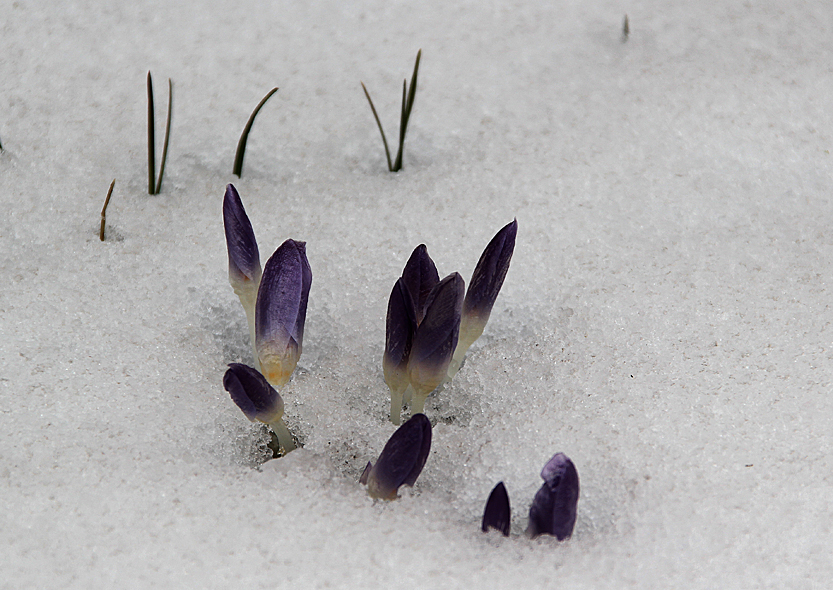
{"left": 408, "top": 273, "right": 465, "bottom": 395}
{"left": 223, "top": 184, "right": 261, "bottom": 284}
{"left": 255, "top": 239, "right": 312, "bottom": 387}
{"left": 383, "top": 278, "right": 417, "bottom": 395}
{"left": 527, "top": 453, "right": 580, "bottom": 540}
{"left": 367, "top": 413, "right": 432, "bottom": 500}
{"left": 401, "top": 244, "right": 439, "bottom": 325}
{"left": 223, "top": 363, "right": 284, "bottom": 424}
{"left": 463, "top": 219, "right": 517, "bottom": 324}
{"left": 359, "top": 461, "right": 372, "bottom": 485}
{"left": 482, "top": 481, "right": 511, "bottom": 536}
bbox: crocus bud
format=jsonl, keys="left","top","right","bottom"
{"left": 450, "top": 219, "right": 517, "bottom": 376}
{"left": 401, "top": 244, "right": 439, "bottom": 325}
{"left": 482, "top": 481, "right": 511, "bottom": 536}
{"left": 255, "top": 239, "right": 312, "bottom": 388}
{"left": 223, "top": 363, "right": 284, "bottom": 423}
{"left": 383, "top": 278, "right": 417, "bottom": 424}
{"left": 408, "top": 273, "right": 464, "bottom": 414}
{"left": 223, "top": 184, "right": 262, "bottom": 368}
{"left": 223, "top": 363, "right": 296, "bottom": 452}
{"left": 362, "top": 414, "right": 432, "bottom": 500}
{"left": 223, "top": 184, "right": 262, "bottom": 289}
{"left": 527, "top": 453, "right": 579, "bottom": 540}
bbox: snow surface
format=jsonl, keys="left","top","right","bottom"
{"left": 2, "top": 0, "right": 832, "bottom": 588}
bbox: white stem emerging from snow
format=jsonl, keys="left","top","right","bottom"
{"left": 268, "top": 418, "right": 297, "bottom": 453}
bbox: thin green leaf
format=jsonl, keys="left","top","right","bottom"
{"left": 361, "top": 81, "right": 393, "bottom": 171}
{"left": 155, "top": 78, "right": 172, "bottom": 195}
{"left": 147, "top": 71, "right": 155, "bottom": 194}
{"left": 233, "top": 87, "right": 279, "bottom": 178}
{"left": 392, "top": 49, "right": 421, "bottom": 172}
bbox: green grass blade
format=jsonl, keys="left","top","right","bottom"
{"left": 361, "top": 81, "right": 393, "bottom": 172}
{"left": 393, "top": 49, "right": 421, "bottom": 172}
{"left": 147, "top": 71, "right": 155, "bottom": 194}
{"left": 154, "top": 78, "right": 172, "bottom": 195}
{"left": 233, "top": 87, "right": 279, "bottom": 178}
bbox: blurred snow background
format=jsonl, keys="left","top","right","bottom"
{"left": 1, "top": 0, "right": 831, "bottom": 587}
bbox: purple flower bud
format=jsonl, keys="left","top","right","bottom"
{"left": 527, "top": 453, "right": 580, "bottom": 541}
{"left": 223, "top": 184, "right": 261, "bottom": 288}
{"left": 482, "top": 481, "right": 511, "bottom": 536}
{"left": 365, "top": 414, "right": 432, "bottom": 500}
{"left": 401, "top": 244, "right": 439, "bottom": 325}
{"left": 408, "top": 273, "right": 465, "bottom": 401}
{"left": 223, "top": 363, "right": 284, "bottom": 424}
{"left": 383, "top": 278, "right": 416, "bottom": 396}
{"left": 255, "top": 239, "right": 312, "bottom": 388}
{"left": 457, "top": 219, "right": 517, "bottom": 352}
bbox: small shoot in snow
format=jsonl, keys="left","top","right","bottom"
{"left": 233, "top": 87, "right": 279, "bottom": 178}
{"left": 622, "top": 14, "right": 629, "bottom": 42}
{"left": 99, "top": 179, "right": 115, "bottom": 241}
{"left": 146, "top": 72, "right": 172, "bottom": 195}
{"left": 482, "top": 481, "right": 511, "bottom": 536}
{"left": 361, "top": 49, "right": 421, "bottom": 172}
{"left": 527, "top": 453, "right": 580, "bottom": 540}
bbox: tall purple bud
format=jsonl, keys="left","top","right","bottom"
{"left": 482, "top": 481, "right": 511, "bottom": 536}
{"left": 401, "top": 244, "right": 439, "bottom": 325}
{"left": 527, "top": 453, "right": 579, "bottom": 540}
{"left": 451, "top": 219, "right": 517, "bottom": 376}
{"left": 255, "top": 239, "right": 312, "bottom": 388}
{"left": 223, "top": 363, "right": 296, "bottom": 452}
{"left": 383, "top": 278, "right": 417, "bottom": 424}
{"left": 223, "top": 184, "right": 262, "bottom": 368}
{"left": 408, "top": 273, "right": 464, "bottom": 414}
{"left": 362, "top": 414, "right": 432, "bottom": 500}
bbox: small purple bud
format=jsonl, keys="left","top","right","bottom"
{"left": 482, "top": 481, "right": 511, "bottom": 536}
{"left": 223, "top": 363, "right": 284, "bottom": 424}
{"left": 366, "top": 414, "right": 432, "bottom": 500}
{"left": 463, "top": 219, "right": 517, "bottom": 324}
{"left": 223, "top": 184, "right": 261, "bottom": 287}
{"left": 408, "top": 273, "right": 465, "bottom": 399}
{"left": 401, "top": 244, "right": 439, "bottom": 325}
{"left": 383, "top": 278, "right": 417, "bottom": 396}
{"left": 527, "top": 453, "right": 580, "bottom": 541}
{"left": 255, "top": 239, "right": 313, "bottom": 388}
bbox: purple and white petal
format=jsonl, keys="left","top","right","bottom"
{"left": 383, "top": 278, "right": 416, "bottom": 395}
{"left": 453, "top": 219, "right": 517, "bottom": 372}
{"left": 223, "top": 184, "right": 261, "bottom": 287}
{"left": 255, "top": 239, "right": 312, "bottom": 388}
{"left": 408, "top": 273, "right": 464, "bottom": 406}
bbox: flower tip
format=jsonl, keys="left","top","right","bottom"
{"left": 482, "top": 481, "right": 511, "bottom": 536}
{"left": 359, "top": 461, "right": 372, "bottom": 485}
{"left": 402, "top": 244, "right": 439, "bottom": 325}
{"left": 223, "top": 363, "right": 284, "bottom": 424}
{"left": 462, "top": 218, "right": 517, "bottom": 323}
{"left": 527, "top": 452, "right": 579, "bottom": 541}
{"left": 366, "top": 413, "right": 432, "bottom": 500}
{"left": 223, "top": 184, "right": 261, "bottom": 285}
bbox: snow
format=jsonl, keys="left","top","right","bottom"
{"left": 2, "top": 0, "right": 832, "bottom": 588}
